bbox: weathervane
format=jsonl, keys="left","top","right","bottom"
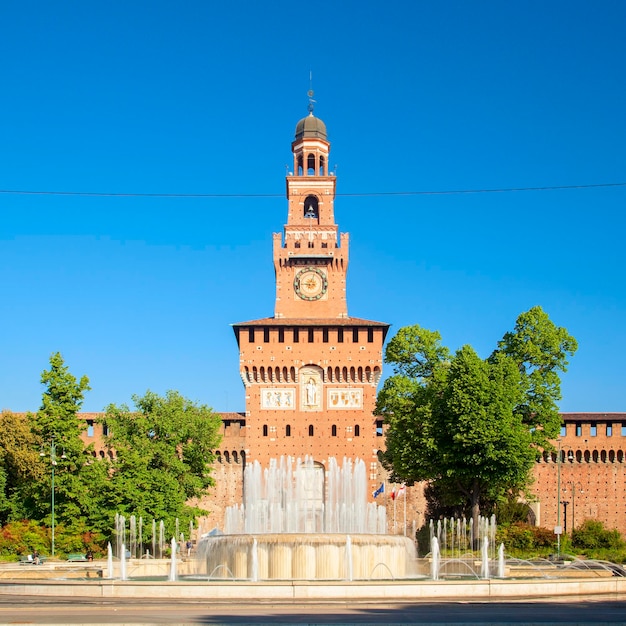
{"left": 307, "top": 71, "right": 316, "bottom": 115}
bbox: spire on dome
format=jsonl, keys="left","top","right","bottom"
{"left": 295, "top": 79, "right": 327, "bottom": 141}
{"left": 307, "top": 71, "right": 316, "bottom": 115}
{"left": 307, "top": 89, "right": 316, "bottom": 116}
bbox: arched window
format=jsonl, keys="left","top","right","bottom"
{"left": 354, "top": 425, "right": 360, "bottom": 437}
{"left": 262, "top": 425, "right": 268, "bottom": 437}
{"left": 319, "top": 155, "right": 326, "bottom": 176}
{"left": 286, "top": 424, "right": 291, "bottom": 437}
{"left": 233, "top": 451, "right": 239, "bottom": 463}
{"left": 304, "top": 195, "right": 319, "bottom": 219}
{"left": 224, "top": 451, "right": 230, "bottom": 463}
{"left": 307, "top": 154, "right": 316, "bottom": 175}
{"left": 309, "top": 425, "right": 314, "bottom": 437}
{"left": 297, "top": 155, "right": 303, "bottom": 176}
{"left": 332, "top": 425, "right": 337, "bottom": 437}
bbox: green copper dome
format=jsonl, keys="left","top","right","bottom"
{"left": 295, "top": 114, "right": 327, "bottom": 140}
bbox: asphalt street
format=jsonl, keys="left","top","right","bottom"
{"left": 0, "top": 595, "right": 626, "bottom": 625}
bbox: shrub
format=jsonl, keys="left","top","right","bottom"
{"left": 497, "top": 522, "right": 554, "bottom": 555}
{"left": 572, "top": 519, "right": 625, "bottom": 552}
{"left": 0, "top": 521, "right": 107, "bottom": 559}
{"left": 0, "top": 520, "right": 48, "bottom": 559}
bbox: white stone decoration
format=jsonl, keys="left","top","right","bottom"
{"left": 261, "top": 388, "right": 295, "bottom": 409}
{"left": 300, "top": 366, "right": 323, "bottom": 411}
{"left": 327, "top": 388, "right": 363, "bottom": 409}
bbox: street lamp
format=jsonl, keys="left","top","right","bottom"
{"left": 556, "top": 441, "right": 573, "bottom": 558}
{"left": 564, "top": 481, "right": 584, "bottom": 533}
{"left": 40, "top": 438, "right": 65, "bottom": 557}
{"left": 560, "top": 500, "right": 570, "bottom": 534}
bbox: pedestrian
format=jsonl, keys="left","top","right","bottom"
{"left": 186, "top": 540, "right": 192, "bottom": 557}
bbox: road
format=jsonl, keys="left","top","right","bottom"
{"left": 1, "top": 595, "right": 626, "bottom": 625}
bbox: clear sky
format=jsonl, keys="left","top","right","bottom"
{"left": 1, "top": 1, "right": 624, "bottom": 414}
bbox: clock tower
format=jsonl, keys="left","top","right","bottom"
{"left": 274, "top": 109, "right": 347, "bottom": 319}
{"left": 232, "top": 100, "right": 389, "bottom": 499}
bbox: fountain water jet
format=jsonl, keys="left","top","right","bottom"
{"left": 430, "top": 537, "right": 440, "bottom": 581}
{"left": 198, "top": 456, "right": 416, "bottom": 581}
{"left": 107, "top": 542, "right": 113, "bottom": 579}
{"left": 481, "top": 536, "right": 489, "bottom": 579}
{"left": 120, "top": 543, "right": 127, "bottom": 581}
{"left": 169, "top": 537, "right": 177, "bottom": 581}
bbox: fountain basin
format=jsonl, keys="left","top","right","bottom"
{"left": 198, "top": 533, "right": 417, "bottom": 581}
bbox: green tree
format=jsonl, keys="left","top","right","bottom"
{"left": 491, "top": 305, "right": 578, "bottom": 448}
{"left": 0, "top": 411, "right": 43, "bottom": 524}
{"left": 26, "top": 352, "right": 101, "bottom": 535}
{"left": 377, "top": 308, "right": 577, "bottom": 543}
{"left": 99, "top": 390, "right": 222, "bottom": 538}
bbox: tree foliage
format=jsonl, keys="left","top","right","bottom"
{"left": 0, "top": 411, "right": 43, "bottom": 524}
{"left": 0, "top": 355, "right": 225, "bottom": 553}
{"left": 25, "top": 352, "right": 100, "bottom": 533}
{"left": 491, "top": 306, "right": 578, "bottom": 447}
{"left": 99, "top": 390, "right": 223, "bottom": 537}
{"left": 377, "top": 307, "right": 577, "bottom": 539}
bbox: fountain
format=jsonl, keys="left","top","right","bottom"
{"left": 197, "top": 456, "right": 417, "bottom": 581}
{"left": 169, "top": 537, "right": 177, "bottom": 581}
{"left": 430, "top": 537, "right": 440, "bottom": 580}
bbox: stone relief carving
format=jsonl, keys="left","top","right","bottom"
{"left": 261, "top": 388, "right": 295, "bottom": 410}
{"left": 328, "top": 388, "right": 362, "bottom": 409}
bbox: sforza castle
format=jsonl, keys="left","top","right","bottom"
{"left": 55, "top": 106, "right": 626, "bottom": 537}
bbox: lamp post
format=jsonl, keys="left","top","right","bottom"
{"left": 40, "top": 438, "right": 65, "bottom": 557}
{"left": 561, "top": 501, "right": 570, "bottom": 534}
{"left": 565, "top": 481, "right": 584, "bottom": 533}
{"left": 556, "top": 441, "right": 573, "bottom": 558}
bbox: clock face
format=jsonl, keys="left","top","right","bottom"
{"left": 294, "top": 267, "right": 328, "bottom": 301}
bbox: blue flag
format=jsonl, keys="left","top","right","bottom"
{"left": 372, "top": 483, "right": 385, "bottom": 498}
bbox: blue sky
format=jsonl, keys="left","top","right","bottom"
{"left": 1, "top": 1, "right": 624, "bottom": 413}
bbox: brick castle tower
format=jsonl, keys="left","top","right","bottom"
{"left": 232, "top": 100, "right": 389, "bottom": 498}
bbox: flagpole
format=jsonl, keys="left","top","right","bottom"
{"left": 404, "top": 488, "right": 407, "bottom": 536}
{"left": 393, "top": 485, "right": 397, "bottom": 534}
